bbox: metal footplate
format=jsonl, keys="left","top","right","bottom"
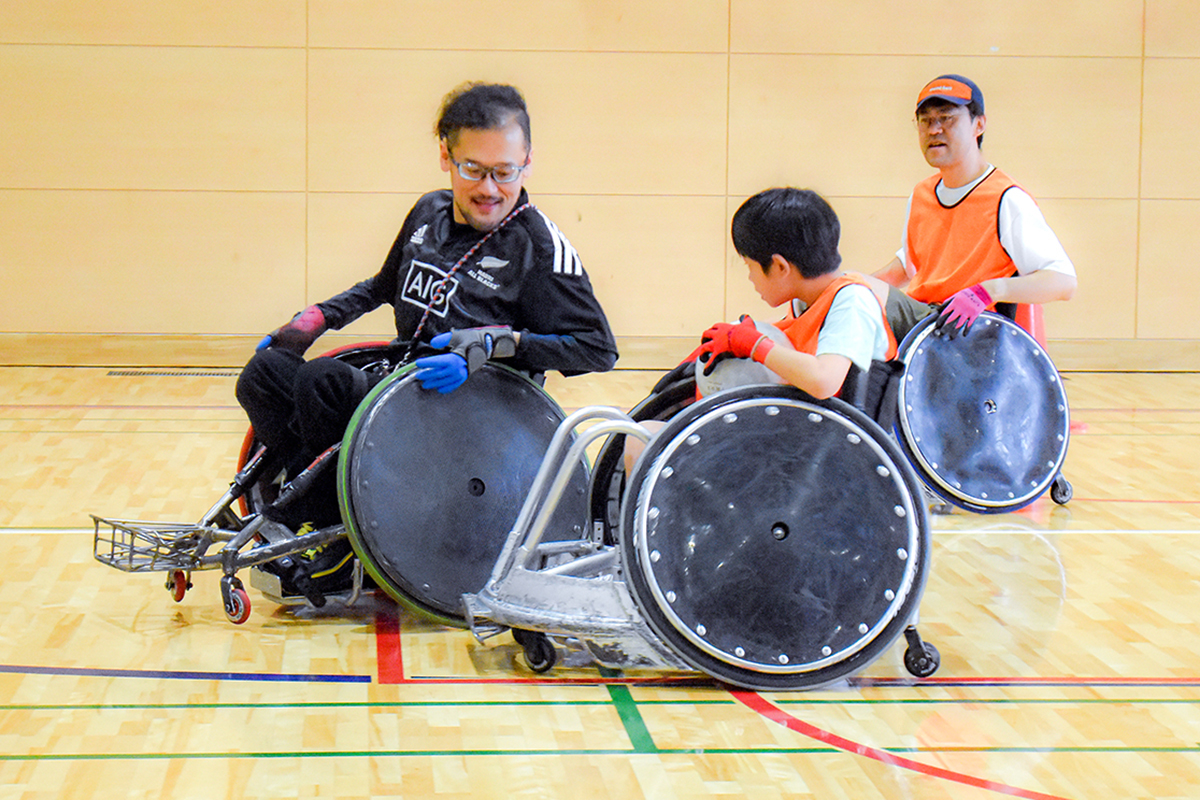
{"left": 92, "top": 516, "right": 232, "bottom": 572}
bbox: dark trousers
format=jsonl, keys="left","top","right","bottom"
{"left": 235, "top": 349, "right": 377, "bottom": 527}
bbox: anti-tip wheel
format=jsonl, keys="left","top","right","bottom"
{"left": 167, "top": 570, "right": 190, "bottom": 603}
{"left": 224, "top": 586, "right": 251, "bottom": 625}
{"left": 1050, "top": 475, "right": 1073, "bottom": 505}
{"left": 904, "top": 641, "right": 940, "bottom": 678}
{"left": 522, "top": 633, "right": 557, "bottom": 673}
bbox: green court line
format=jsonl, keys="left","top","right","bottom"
{"left": 606, "top": 684, "right": 658, "bottom": 753}
{"left": 3, "top": 745, "right": 1198, "bottom": 763}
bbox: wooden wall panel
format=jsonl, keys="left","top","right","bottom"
{"left": 308, "top": 0, "right": 729, "bottom": 52}
{"left": 305, "top": 192, "right": 424, "bottom": 339}
{"left": 1138, "top": 200, "right": 1200, "bottom": 339}
{"left": 1142, "top": 58, "right": 1200, "bottom": 199}
{"left": 731, "top": 0, "right": 1143, "bottom": 57}
{"left": 968, "top": 58, "right": 1142, "bottom": 200}
{"left": 1145, "top": 0, "right": 1200, "bottom": 57}
{"left": 0, "top": 190, "right": 307, "bottom": 333}
{"left": 1040, "top": 199, "right": 1139, "bottom": 340}
{"left": 0, "top": 46, "right": 306, "bottom": 191}
{"left": 727, "top": 55, "right": 928, "bottom": 199}
{"left": 0, "top": 1, "right": 305, "bottom": 47}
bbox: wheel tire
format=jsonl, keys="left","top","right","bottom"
{"left": 523, "top": 633, "right": 557, "bottom": 673}
{"left": 511, "top": 628, "right": 536, "bottom": 647}
{"left": 225, "top": 587, "right": 252, "bottom": 625}
{"left": 1050, "top": 475, "right": 1073, "bottom": 505}
{"left": 904, "top": 641, "right": 940, "bottom": 678}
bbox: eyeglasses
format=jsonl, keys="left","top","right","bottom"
{"left": 915, "top": 111, "right": 966, "bottom": 132}
{"left": 448, "top": 155, "right": 529, "bottom": 184}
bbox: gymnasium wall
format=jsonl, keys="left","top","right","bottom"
{"left": 1, "top": 1, "right": 1197, "bottom": 369}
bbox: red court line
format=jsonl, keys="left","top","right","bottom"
{"left": 731, "top": 689, "right": 1071, "bottom": 800}
{"left": 374, "top": 610, "right": 404, "bottom": 684}
{"left": 371, "top": 615, "right": 708, "bottom": 686}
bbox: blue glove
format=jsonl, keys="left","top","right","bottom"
{"left": 414, "top": 327, "right": 517, "bottom": 393}
{"left": 413, "top": 353, "right": 469, "bottom": 393}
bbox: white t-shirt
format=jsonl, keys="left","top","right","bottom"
{"left": 814, "top": 284, "right": 890, "bottom": 372}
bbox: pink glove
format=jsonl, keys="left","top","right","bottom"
{"left": 936, "top": 284, "right": 992, "bottom": 338}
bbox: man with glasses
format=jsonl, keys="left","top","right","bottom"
{"left": 235, "top": 82, "right": 617, "bottom": 595}
{"left": 873, "top": 74, "right": 1076, "bottom": 340}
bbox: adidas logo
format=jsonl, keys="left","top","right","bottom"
{"left": 410, "top": 224, "right": 428, "bottom": 245}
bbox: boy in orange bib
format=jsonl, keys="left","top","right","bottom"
{"left": 699, "top": 188, "right": 896, "bottom": 400}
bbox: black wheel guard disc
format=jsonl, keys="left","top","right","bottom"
{"left": 897, "top": 312, "right": 1070, "bottom": 512}
{"left": 339, "top": 364, "right": 589, "bottom": 625}
{"left": 621, "top": 387, "right": 929, "bottom": 689}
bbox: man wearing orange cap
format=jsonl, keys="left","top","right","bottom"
{"left": 874, "top": 74, "right": 1077, "bottom": 340}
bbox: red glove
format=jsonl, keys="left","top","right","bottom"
{"left": 698, "top": 316, "right": 775, "bottom": 376}
{"left": 257, "top": 304, "right": 327, "bottom": 355}
{"left": 936, "top": 284, "right": 992, "bottom": 338}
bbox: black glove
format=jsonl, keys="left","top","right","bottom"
{"left": 257, "top": 305, "right": 327, "bottom": 356}
{"left": 432, "top": 326, "right": 518, "bottom": 373}
{"left": 651, "top": 359, "right": 697, "bottom": 394}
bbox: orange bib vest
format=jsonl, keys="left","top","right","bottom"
{"left": 774, "top": 274, "right": 897, "bottom": 361}
{"left": 905, "top": 168, "right": 1021, "bottom": 304}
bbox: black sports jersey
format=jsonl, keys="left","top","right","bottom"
{"left": 316, "top": 189, "right": 617, "bottom": 375}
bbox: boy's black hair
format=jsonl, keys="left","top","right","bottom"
{"left": 731, "top": 188, "right": 842, "bottom": 279}
{"left": 436, "top": 82, "right": 531, "bottom": 150}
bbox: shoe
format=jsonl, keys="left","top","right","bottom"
{"left": 293, "top": 529, "right": 356, "bottom": 595}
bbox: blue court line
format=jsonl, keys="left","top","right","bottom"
{"left": 0, "top": 664, "right": 371, "bottom": 684}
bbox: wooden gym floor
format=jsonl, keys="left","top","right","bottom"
{"left": 1, "top": 365, "right": 1199, "bottom": 799}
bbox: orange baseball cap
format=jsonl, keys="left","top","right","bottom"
{"left": 916, "top": 74, "right": 984, "bottom": 114}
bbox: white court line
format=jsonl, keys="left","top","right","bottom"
{"left": 1, "top": 528, "right": 101, "bottom": 535}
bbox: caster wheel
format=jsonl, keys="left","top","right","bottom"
{"left": 522, "top": 633, "right": 557, "bottom": 673}
{"left": 166, "top": 570, "right": 190, "bottom": 603}
{"left": 904, "top": 642, "right": 940, "bottom": 678}
{"left": 1050, "top": 475, "right": 1073, "bottom": 505}
{"left": 511, "top": 628, "right": 536, "bottom": 647}
{"left": 224, "top": 586, "right": 251, "bottom": 625}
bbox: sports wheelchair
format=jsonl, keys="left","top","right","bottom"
{"left": 92, "top": 343, "right": 588, "bottom": 628}
{"left": 92, "top": 338, "right": 945, "bottom": 688}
